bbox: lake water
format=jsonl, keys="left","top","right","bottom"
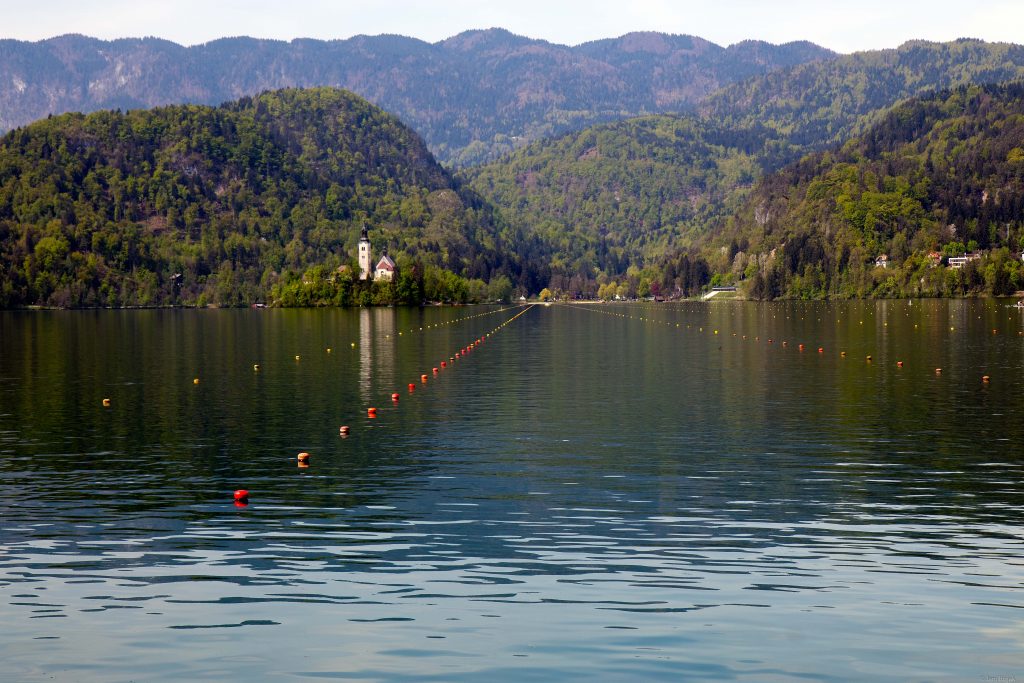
{"left": 1, "top": 300, "right": 1023, "bottom": 682}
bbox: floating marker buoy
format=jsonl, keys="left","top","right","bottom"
{"left": 253, "top": 364, "right": 260, "bottom": 371}
{"left": 339, "top": 425, "right": 350, "bottom": 435}
{"left": 441, "top": 361, "right": 447, "bottom": 368}
{"left": 102, "top": 398, "right": 111, "bottom": 407}
{"left": 408, "top": 383, "right": 416, "bottom": 391}
{"left": 896, "top": 361, "right": 903, "bottom": 367}
{"left": 295, "top": 355, "right": 301, "bottom": 361}
{"left": 297, "top": 452, "right": 310, "bottom": 463}
{"left": 367, "top": 407, "right": 378, "bottom": 417}
{"left": 233, "top": 489, "right": 249, "bottom": 502}
{"left": 935, "top": 368, "right": 942, "bottom": 374}
{"left": 866, "top": 355, "right": 873, "bottom": 362}
{"left": 983, "top": 375, "right": 990, "bottom": 383}
{"left": 798, "top": 344, "right": 805, "bottom": 351}
{"left": 351, "top": 343, "right": 356, "bottom": 348}
{"left": 433, "top": 367, "right": 439, "bottom": 374}
{"left": 392, "top": 392, "right": 400, "bottom": 402}
{"left": 327, "top": 348, "right": 332, "bottom": 353}
{"left": 818, "top": 347, "right": 824, "bottom": 353}
{"left": 193, "top": 378, "right": 200, "bottom": 384}
{"left": 840, "top": 351, "right": 846, "bottom": 357}
{"left": 421, "top": 374, "right": 428, "bottom": 382}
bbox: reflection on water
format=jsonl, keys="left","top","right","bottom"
{"left": 1, "top": 301, "right": 1023, "bottom": 682}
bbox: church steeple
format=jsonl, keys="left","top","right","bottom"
{"left": 358, "top": 225, "right": 372, "bottom": 280}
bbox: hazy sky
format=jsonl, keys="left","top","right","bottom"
{"left": 3, "top": 0, "right": 1023, "bottom": 53}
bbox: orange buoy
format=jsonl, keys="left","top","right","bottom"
{"left": 367, "top": 407, "right": 378, "bottom": 417}
{"left": 297, "top": 452, "right": 310, "bottom": 463}
{"left": 896, "top": 361, "right": 903, "bottom": 367}
{"left": 193, "top": 378, "right": 200, "bottom": 384}
{"left": 840, "top": 351, "right": 846, "bottom": 357}
{"left": 102, "top": 398, "right": 111, "bottom": 407}
{"left": 818, "top": 347, "right": 824, "bottom": 353}
{"left": 798, "top": 344, "right": 805, "bottom": 351}
{"left": 339, "top": 425, "right": 350, "bottom": 435}
{"left": 233, "top": 489, "right": 249, "bottom": 502}
{"left": 421, "top": 374, "right": 428, "bottom": 382}
{"left": 935, "top": 368, "right": 942, "bottom": 374}
{"left": 392, "top": 392, "right": 400, "bottom": 401}
{"left": 983, "top": 375, "right": 991, "bottom": 383}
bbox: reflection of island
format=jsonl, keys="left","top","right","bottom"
{"left": 358, "top": 308, "right": 396, "bottom": 402}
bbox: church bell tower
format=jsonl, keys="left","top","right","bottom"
{"left": 358, "top": 225, "right": 372, "bottom": 280}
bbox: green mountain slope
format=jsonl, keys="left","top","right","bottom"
{"left": 703, "top": 39, "right": 1024, "bottom": 167}
{"left": 0, "top": 88, "right": 518, "bottom": 307}
{"left": 718, "top": 83, "right": 1024, "bottom": 299}
{"left": 463, "top": 115, "right": 771, "bottom": 274}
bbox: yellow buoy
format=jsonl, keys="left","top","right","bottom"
{"left": 102, "top": 398, "right": 111, "bottom": 407}
{"left": 193, "top": 378, "right": 200, "bottom": 385}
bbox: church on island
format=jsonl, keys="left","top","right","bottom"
{"left": 357, "top": 225, "right": 397, "bottom": 282}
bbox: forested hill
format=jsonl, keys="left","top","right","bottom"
{"left": 0, "top": 88, "right": 520, "bottom": 308}
{"left": 463, "top": 38, "right": 1024, "bottom": 299}
{"left": 0, "top": 30, "right": 834, "bottom": 166}
{"left": 702, "top": 39, "right": 1024, "bottom": 168}
{"left": 463, "top": 115, "right": 768, "bottom": 274}
{"left": 719, "top": 83, "right": 1024, "bottom": 299}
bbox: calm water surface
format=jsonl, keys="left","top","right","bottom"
{"left": 1, "top": 301, "right": 1023, "bottom": 682}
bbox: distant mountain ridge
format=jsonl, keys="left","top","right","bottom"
{"left": 0, "top": 29, "right": 835, "bottom": 165}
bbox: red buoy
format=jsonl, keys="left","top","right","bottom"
{"left": 367, "top": 407, "right": 378, "bottom": 417}
{"left": 339, "top": 425, "right": 350, "bottom": 435}
{"left": 818, "top": 347, "right": 824, "bottom": 353}
{"left": 433, "top": 367, "right": 439, "bottom": 374}
{"left": 408, "top": 383, "right": 416, "bottom": 391}
{"left": 392, "top": 393, "right": 400, "bottom": 401}
{"left": 896, "top": 361, "right": 903, "bottom": 367}
{"left": 441, "top": 361, "right": 447, "bottom": 368}
{"left": 234, "top": 489, "right": 249, "bottom": 502}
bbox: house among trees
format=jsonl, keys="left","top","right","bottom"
{"left": 948, "top": 252, "right": 982, "bottom": 269}
{"left": 356, "top": 224, "right": 399, "bottom": 282}
{"left": 375, "top": 250, "right": 397, "bottom": 282}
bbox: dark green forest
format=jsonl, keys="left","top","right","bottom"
{"left": 717, "top": 83, "right": 1024, "bottom": 299}
{"left": 5, "top": 37, "right": 1024, "bottom": 307}
{"left": 0, "top": 88, "right": 535, "bottom": 307}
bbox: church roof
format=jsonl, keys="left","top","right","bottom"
{"left": 375, "top": 254, "right": 396, "bottom": 271}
